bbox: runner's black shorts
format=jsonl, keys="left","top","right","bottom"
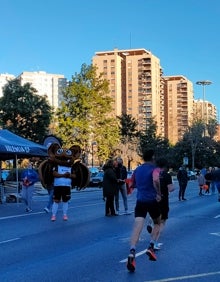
{"left": 53, "top": 186, "right": 71, "bottom": 202}
{"left": 134, "top": 200, "right": 161, "bottom": 220}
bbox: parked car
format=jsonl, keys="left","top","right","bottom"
{"left": 89, "top": 171, "right": 104, "bottom": 187}
{"left": 89, "top": 167, "right": 99, "bottom": 177}
{"left": 187, "top": 170, "right": 196, "bottom": 180}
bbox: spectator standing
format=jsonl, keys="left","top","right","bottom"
{"left": 177, "top": 166, "right": 188, "bottom": 201}
{"left": 204, "top": 167, "right": 212, "bottom": 195}
{"left": 21, "top": 162, "right": 39, "bottom": 212}
{"left": 114, "top": 157, "right": 129, "bottom": 215}
{"left": 127, "top": 149, "right": 161, "bottom": 272}
{"left": 197, "top": 171, "right": 205, "bottom": 196}
{"left": 210, "top": 167, "right": 216, "bottom": 194}
{"left": 205, "top": 169, "right": 220, "bottom": 202}
{"left": 102, "top": 159, "right": 118, "bottom": 216}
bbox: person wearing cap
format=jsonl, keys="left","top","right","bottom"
{"left": 114, "top": 157, "right": 128, "bottom": 215}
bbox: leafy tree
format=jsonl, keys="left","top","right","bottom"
{"left": 116, "top": 114, "right": 140, "bottom": 169}
{"left": 207, "top": 118, "right": 218, "bottom": 139}
{"left": 173, "top": 126, "right": 220, "bottom": 170}
{"left": 55, "top": 64, "right": 120, "bottom": 164}
{"left": 117, "top": 114, "right": 139, "bottom": 142}
{"left": 171, "top": 116, "right": 220, "bottom": 170}
{"left": 0, "top": 78, "right": 52, "bottom": 143}
{"left": 185, "top": 121, "right": 204, "bottom": 170}
{"left": 139, "top": 117, "right": 171, "bottom": 162}
{"left": 171, "top": 139, "right": 190, "bottom": 170}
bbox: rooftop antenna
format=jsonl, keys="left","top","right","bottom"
{"left": 130, "top": 32, "right": 132, "bottom": 49}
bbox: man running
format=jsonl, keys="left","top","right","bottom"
{"left": 127, "top": 149, "right": 161, "bottom": 272}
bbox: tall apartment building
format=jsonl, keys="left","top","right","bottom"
{"left": 163, "top": 76, "right": 194, "bottom": 144}
{"left": 17, "top": 71, "right": 67, "bottom": 109}
{"left": 0, "top": 73, "right": 15, "bottom": 96}
{"left": 93, "top": 48, "right": 165, "bottom": 136}
{"left": 194, "top": 99, "right": 217, "bottom": 123}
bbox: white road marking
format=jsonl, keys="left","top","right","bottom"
{"left": 144, "top": 271, "right": 220, "bottom": 281}
{"left": 0, "top": 203, "right": 101, "bottom": 221}
{"left": 210, "top": 232, "right": 220, "bottom": 237}
{"left": 120, "top": 248, "right": 148, "bottom": 263}
{"left": 0, "top": 238, "right": 20, "bottom": 244}
{"left": 0, "top": 211, "right": 43, "bottom": 220}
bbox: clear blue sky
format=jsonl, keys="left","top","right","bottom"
{"left": 1, "top": 0, "right": 220, "bottom": 117}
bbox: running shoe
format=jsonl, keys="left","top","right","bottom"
{"left": 146, "top": 246, "right": 157, "bottom": 261}
{"left": 63, "top": 215, "right": 68, "bottom": 221}
{"left": 127, "top": 252, "right": 136, "bottom": 272}
{"left": 154, "top": 242, "right": 162, "bottom": 250}
{"left": 51, "top": 215, "right": 56, "bottom": 221}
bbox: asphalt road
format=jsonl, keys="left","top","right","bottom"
{"left": 0, "top": 181, "right": 219, "bottom": 282}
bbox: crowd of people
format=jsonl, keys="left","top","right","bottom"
{"left": 176, "top": 165, "right": 220, "bottom": 200}
{"left": 19, "top": 156, "right": 131, "bottom": 220}
{"left": 3, "top": 151, "right": 220, "bottom": 274}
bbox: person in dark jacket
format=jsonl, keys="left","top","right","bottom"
{"left": 205, "top": 169, "right": 220, "bottom": 202}
{"left": 102, "top": 159, "right": 118, "bottom": 216}
{"left": 114, "top": 157, "right": 128, "bottom": 215}
{"left": 177, "top": 166, "right": 188, "bottom": 201}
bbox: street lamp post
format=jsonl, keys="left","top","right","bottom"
{"left": 196, "top": 80, "right": 212, "bottom": 124}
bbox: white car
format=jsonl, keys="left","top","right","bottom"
{"left": 187, "top": 170, "right": 196, "bottom": 180}
{"left": 89, "top": 171, "right": 104, "bottom": 188}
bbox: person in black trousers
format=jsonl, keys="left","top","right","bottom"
{"left": 102, "top": 159, "right": 118, "bottom": 216}
{"left": 177, "top": 166, "right": 188, "bottom": 201}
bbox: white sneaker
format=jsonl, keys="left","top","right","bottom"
{"left": 154, "top": 242, "right": 163, "bottom": 250}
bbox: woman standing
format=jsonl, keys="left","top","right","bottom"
{"left": 102, "top": 159, "right": 118, "bottom": 216}
{"left": 21, "top": 162, "right": 39, "bottom": 212}
{"left": 197, "top": 171, "right": 205, "bottom": 196}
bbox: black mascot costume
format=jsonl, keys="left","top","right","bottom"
{"left": 39, "top": 143, "right": 90, "bottom": 221}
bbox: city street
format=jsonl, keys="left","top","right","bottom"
{"left": 0, "top": 180, "right": 219, "bottom": 282}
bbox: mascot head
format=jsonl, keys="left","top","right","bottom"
{"left": 48, "top": 144, "right": 81, "bottom": 166}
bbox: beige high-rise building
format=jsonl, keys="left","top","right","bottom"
{"left": 194, "top": 99, "right": 217, "bottom": 123}
{"left": 93, "top": 48, "right": 165, "bottom": 136}
{"left": 17, "top": 71, "right": 67, "bottom": 109}
{"left": 163, "top": 76, "right": 194, "bottom": 144}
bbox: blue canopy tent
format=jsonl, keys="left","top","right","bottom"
{"left": 0, "top": 129, "right": 48, "bottom": 202}
{"left": 0, "top": 130, "right": 48, "bottom": 160}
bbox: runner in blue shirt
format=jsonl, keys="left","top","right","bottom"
{"left": 127, "top": 149, "right": 161, "bottom": 272}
